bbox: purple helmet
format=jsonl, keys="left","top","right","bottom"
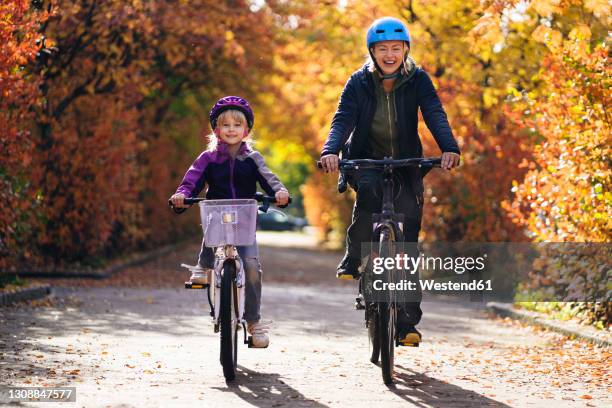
{"left": 209, "top": 96, "right": 254, "bottom": 130}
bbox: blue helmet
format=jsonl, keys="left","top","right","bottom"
{"left": 366, "top": 17, "right": 410, "bottom": 49}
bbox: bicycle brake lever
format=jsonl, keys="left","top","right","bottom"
{"left": 338, "top": 172, "right": 348, "bottom": 193}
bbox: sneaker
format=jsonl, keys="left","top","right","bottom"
{"left": 247, "top": 321, "right": 270, "bottom": 348}
{"left": 336, "top": 256, "right": 361, "bottom": 280}
{"left": 181, "top": 264, "right": 211, "bottom": 285}
{"left": 398, "top": 326, "right": 421, "bottom": 346}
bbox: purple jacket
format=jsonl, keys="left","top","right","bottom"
{"left": 175, "top": 142, "right": 287, "bottom": 199}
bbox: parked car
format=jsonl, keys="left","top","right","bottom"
{"left": 257, "top": 211, "right": 307, "bottom": 231}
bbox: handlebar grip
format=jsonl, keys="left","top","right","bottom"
{"left": 316, "top": 161, "right": 323, "bottom": 169}
{"left": 184, "top": 198, "right": 205, "bottom": 205}
{"left": 254, "top": 192, "right": 292, "bottom": 210}
{"left": 168, "top": 197, "right": 203, "bottom": 213}
{"left": 168, "top": 199, "right": 188, "bottom": 214}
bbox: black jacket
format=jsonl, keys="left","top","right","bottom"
{"left": 321, "top": 64, "right": 460, "bottom": 159}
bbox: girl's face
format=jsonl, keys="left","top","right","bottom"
{"left": 372, "top": 40, "right": 407, "bottom": 75}
{"left": 217, "top": 117, "right": 248, "bottom": 146}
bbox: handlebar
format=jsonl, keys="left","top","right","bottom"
{"left": 168, "top": 192, "right": 291, "bottom": 214}
{"left": 317, "top": 157, "right": 442, "bottom": 194}
{"left": 316, "top": 157, "right": 441, "bottom": 171}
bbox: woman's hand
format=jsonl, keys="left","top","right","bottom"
{"left": 275, "top": 190, "right": 290, "bottom": 206}
{"left": 441, "top": 152, "right": 460, "bottom": 170}
{"left": 170, "top": 193, "right": 190, "bottom": 208}
{"left": 320, "top": 154, "right": 339, "bottom": 173}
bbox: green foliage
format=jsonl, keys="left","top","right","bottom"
{"left": 516, "top": 301, "right": 610, "bottom": 330}
{"left": 0, "top": 274, "right": 26, "bottom": 289}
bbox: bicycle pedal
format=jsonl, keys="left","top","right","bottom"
{"left": 185, "top": 282, "right": 209, "bottom": 289}
{"left": 246, "top": 336, "right": 269, "bottom": 349}
{"left": 354, "top": 297, "right": 365, "bottom": 310}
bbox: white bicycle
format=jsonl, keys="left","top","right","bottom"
{"left": 170, "top": 193, "right": 289, "bottom": 381}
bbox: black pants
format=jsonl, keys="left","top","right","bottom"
{"left": 347, "top": 169, "right": 423, "bottom": 328}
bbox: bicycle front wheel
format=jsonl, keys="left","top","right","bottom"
{"left": 378, "top": 227, "right": 396, "bottom": 385}
{"left": 219, "top": 261, "right": 238, "bottom": 381}
{"left": 367, "top": 306, "right": 380, "bottom": 364}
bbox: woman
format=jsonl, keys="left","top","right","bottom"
{"left": 320, "top": 17, "right": 461, "bottom": 345}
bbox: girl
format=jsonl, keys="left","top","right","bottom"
{"left": 170, "top": 96, "right": 289, "bottom": 348}
{"left": 320, "top": 17, "right": 461, "bottom": 346}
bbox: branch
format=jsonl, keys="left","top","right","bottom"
{"left": 52, "top": 77, "right": 93, "bottom": 120}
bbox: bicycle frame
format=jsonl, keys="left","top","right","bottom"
{"left": 319, "top": 156, "right": 441, "bottom": 384}
{"left": 209, "top": 245, "right": 246, "bottom": 332}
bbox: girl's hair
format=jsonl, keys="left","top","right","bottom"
{"left": 205, "top": 109, "right": 254, "bottom": 151}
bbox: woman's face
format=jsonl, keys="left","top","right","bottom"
{"left": 372, "top": 40, "right": 407, "bottom": 75}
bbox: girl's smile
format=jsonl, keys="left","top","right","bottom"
{"left": 218, "top": 120, "right": 247, "bottom": 146}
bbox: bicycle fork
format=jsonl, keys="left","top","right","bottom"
{"left": 212, "top": 246, "right": 246, "bottom": 331}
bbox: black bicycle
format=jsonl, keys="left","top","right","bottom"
{"left": 318, "top": 156, "right": 441, "bottom": 384}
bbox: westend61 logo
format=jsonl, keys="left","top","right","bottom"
{"left": 367, "top": 252, "right": 493, "bottom": 298}
{"left": 372, "top": 253, "right": 488, "bottom": 275}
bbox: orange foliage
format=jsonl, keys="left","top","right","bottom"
{"left": 0, "top": 1, "right": 46, "bottom": 270}
{"left": 504, "top": 43, "right": 611, "bottom": 241}
{"left": 2, "top": 0, "right": 278, "bottom": 269}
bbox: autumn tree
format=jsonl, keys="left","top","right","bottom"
{"left": 0, "top": 1, "right": 47, "bottom": 270}
{"left": 476, "top": 0, "right": 611, "bottom": 325}
{"left": 2, "top": 0, "right": 281, "bottom": 268}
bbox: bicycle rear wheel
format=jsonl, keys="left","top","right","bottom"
{"left": 378, "top": 227, "right": 396, "bottom": 384}
{"left": 220, "top": 261, "right": 238, "bottom": 381}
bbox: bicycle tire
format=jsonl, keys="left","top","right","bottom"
{"left": 362, "top": 266, "right": 380, "bottom": 364}
{"left": 378, "top": 227, "right": 396, "bottom": 384}
{"left": 367, "top": 307, "right": 380, "bottom": 364}
{"left": 220, "top": 261, "right": 238, "bottom": 381}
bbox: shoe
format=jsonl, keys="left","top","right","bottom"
{"left": 336, "top": 256, "right": 361, "bottom": 280}
{"left": 184, "top": 264, "right": 211, "bottom": 285}
{"left": 398, "top": 326, "right": 421, "bottom": 346}
{"left": 247, "top": 321, "right": 270, "bottom": 348}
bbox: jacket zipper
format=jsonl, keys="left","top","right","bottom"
{"left": 229, "top": 157, "right": 237, "bottom": 199}
{"left": 386, "top": 92, "right": 394, "bottom": 158}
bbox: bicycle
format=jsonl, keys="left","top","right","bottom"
{"left": 169, "top": 192, "right": 289, "bottom": 381}
{"left": 318, "top": 156, "right": 441, "bottom": 384}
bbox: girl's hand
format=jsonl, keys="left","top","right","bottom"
{"left": 441, "top": 152, "right": 460, "bottom": 170}
{"left": 170, "top": 193, "right": 189, "bottom": 208}
{"left": 275, "top": 190, "right": 289, "bottom": 206}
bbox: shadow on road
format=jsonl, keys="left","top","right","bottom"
{"left": 389, "top": 364, "right": 510, "bottom": 408}
{"left": 212, "top": 365, "right": 329, "bottom": 408}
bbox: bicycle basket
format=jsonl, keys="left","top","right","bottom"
{"left": 199, "top": 199, "right": 258, "bottom": 247}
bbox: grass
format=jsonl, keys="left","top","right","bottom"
{"left": 0, "top": 274, "right": 27, "bottom": 290}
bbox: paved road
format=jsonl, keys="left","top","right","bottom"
{"left": 0, "top": 236, "right": 609, "bottom": 407}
